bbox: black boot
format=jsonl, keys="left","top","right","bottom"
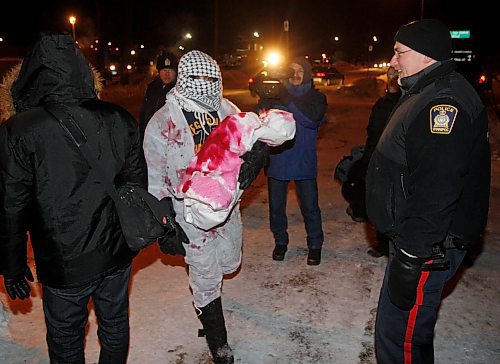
{"left": 272, "top": 244, "right": 287, "bottom": 261}
{"left": 197, "top": 297, "right": 234, "bottom": 364}
{"left": 307, "top": 248, "right": 321, "bottom": 265}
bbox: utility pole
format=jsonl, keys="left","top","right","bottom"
{"left": 284, "top": 20, "right": 289, "bottom": 60}
{"left": 214, "top": 0, "right": 219, "bottom": 59}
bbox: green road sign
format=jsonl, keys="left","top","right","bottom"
{"left": 450, "top": 30, "right": 471, "bottom": 39}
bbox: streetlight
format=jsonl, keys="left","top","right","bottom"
{"left": 69, "top": 16, "right": 76, "bottom": 40}
{"left": 252, "top": 31, "right": 260, "bottom": 52}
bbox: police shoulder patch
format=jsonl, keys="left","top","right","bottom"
{"left": 429, "top": 104, "right": 458, "bottom": 134}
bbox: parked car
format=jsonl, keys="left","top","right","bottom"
{"left": 312, "top": 65, "right": 344, "bottom": 86}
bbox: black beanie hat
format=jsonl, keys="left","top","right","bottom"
{"left": 156, "top": 52, "right": 178, "bottom": 71}
{"left": 291, "top": 57, "right": 312, "bottom": 84}
{"left": 394, "top": 19, "right": 451, "bottom": 61}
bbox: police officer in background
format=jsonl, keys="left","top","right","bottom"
{"left": 139, "top": 52, "right": 178, "bottom": 186}
{"left": 139, "top": 52, "right": 178, "bottom": 139}
{"left": 366, "top": 19, "right": 490, "bottom": 363}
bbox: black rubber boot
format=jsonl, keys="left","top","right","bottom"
{"left": 197, "top": 297, "right": 234, "bottom": 364}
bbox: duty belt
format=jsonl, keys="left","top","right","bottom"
{"left": 422, "top": 234, "right": 470, "bottom": 271}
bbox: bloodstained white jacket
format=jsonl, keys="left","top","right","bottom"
{"left": 144, "top": 92, "right": 241, "bottom": 243}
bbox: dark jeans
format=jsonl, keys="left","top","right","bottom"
{"left": 42, "top": 265, "right": 131, "bottom": 364}
{"left": 268, "top": 177, "right": 324, "bottom": 249}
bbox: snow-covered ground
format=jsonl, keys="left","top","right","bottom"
{"left": 1, "top": 74, "right": 499, "bottom": 364}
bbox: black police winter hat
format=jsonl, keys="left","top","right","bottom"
{"left": 156, "top": 52, "right": 178, "bottom": 71}
{"left": 394, "top": 19, "right": 451, "bottom": 61}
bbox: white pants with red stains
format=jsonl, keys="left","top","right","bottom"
{"left": 183, "top": 207, "right": 243, "bottom": 308}
{"left": 375, "top": 242, "right": 467, "bottom": 364}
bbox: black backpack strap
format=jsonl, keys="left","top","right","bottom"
{"left": 44, "top": 103, "right": 120, "bottom": 202}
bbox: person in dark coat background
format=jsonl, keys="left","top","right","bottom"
{"left": 0, "top": 32, "right": 143, "bottom": 363}
{"left": 258, "top": 56, "right": 328, "bottom": 265}
{"left": 138, "top": 52, "right": 178, "bottom": 186}
{"left": 139, "top": 52, "right": 178, "bottom": 139}
{"left": 344, "top": 66, "right": 401, "bottom": 224}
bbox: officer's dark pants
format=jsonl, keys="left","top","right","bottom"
{"left": 268, "top": 177, "right": 324, "bottom": 249}
{"left": 42, "top": 265, "right": 131, "bottom": 364}
{"left": 375, "top": 244, "right": 466, "bottom": 364}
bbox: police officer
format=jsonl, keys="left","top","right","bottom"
{"left": 139, "top": 52, "right": 178, "bottom": 186}
{"left": 366, "top": 19, "right": 490, "bottom": 363}
{"left": 139, "top": 52, "right": 178, "bottom": 139}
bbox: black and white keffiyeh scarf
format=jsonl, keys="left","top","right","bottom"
{"left": 173, "top": 50, "right": 222, "bottom": 112}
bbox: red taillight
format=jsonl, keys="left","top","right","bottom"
{"left": 315, "top": 72, "right": 326, "bottom": 77}
{"left": 479, "top": 74, "right": 487, "bottom": 84}
{"left": 248, "top": 78, "right": 254, "bottom": 84}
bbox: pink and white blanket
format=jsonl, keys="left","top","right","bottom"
{"left": 179, "top": 109, "right": 295, "bottom": 230}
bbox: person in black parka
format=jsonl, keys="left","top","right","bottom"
{"left": 0, "top": 32, "right": 143, "bottom": 364}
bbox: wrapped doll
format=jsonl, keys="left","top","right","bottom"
{"left": 180, "top": 109, "right": 295, "bottom": 230}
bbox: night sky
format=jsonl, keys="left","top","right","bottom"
{"left": 1, "top": 0, "right": 495, "bottom": 64}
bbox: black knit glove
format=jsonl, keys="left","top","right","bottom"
{"left": 157, "top": 197, "right": 189, "bottom": 256}
{"left": 4, "top": 266, "right": 34, "bottom": 300}
{"left": 238, "top": 141, "right": 269, "bottom": 190}
{"left": 387, "top": 248, "right": 427, "bottom": 311}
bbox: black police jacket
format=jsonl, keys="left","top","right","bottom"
{"left": 139, "top": 77, "right": 175, "bottom": 138}
{"left": 0, "top": 33, "right": 142, "bottom": 288}
{"left": 366, "top": 60, "right": 490, "bottom": 257}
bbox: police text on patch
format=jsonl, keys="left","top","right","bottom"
{"left": 429, "top": 104, "right": 458, "bottom": 134}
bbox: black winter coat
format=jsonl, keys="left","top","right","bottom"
{"left": 139, "top": 77, "right": 175, "bottom": 138}
{"left": 0, "top": 33, "right": 142, "bottom": 288}
{"left": 359, "top": 90, "right": 401, "bottom": 176}
{"left": 366, "top": 60, "right": 490, "bottom": 257}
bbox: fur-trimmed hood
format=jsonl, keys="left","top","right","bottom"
{"left": 0, "top": 32, "right": 103, "bottom": 123}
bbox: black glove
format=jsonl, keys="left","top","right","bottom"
{"left": 4, "top": 266, "right": 34, "bottom": 300}
{"left": 387, "top": 248, "right": 426, "bottom": 311}
{"left": 158, "top": 197, "right": 189, "bottom": 256}
{"left": 238, "top": 141, "right": 270, "bottom": 190}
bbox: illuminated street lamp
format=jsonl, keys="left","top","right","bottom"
{"left": 69, "top": 16, "right": 76, "bottom": 40}
{"left": 185, "top": 33, "right": 192, "bottom": 39}
{"left": 334, "top": 36, "right": 339, "bottom": 41}
{"left": 253, "top": 32, "right": 260, "bottom": 38}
